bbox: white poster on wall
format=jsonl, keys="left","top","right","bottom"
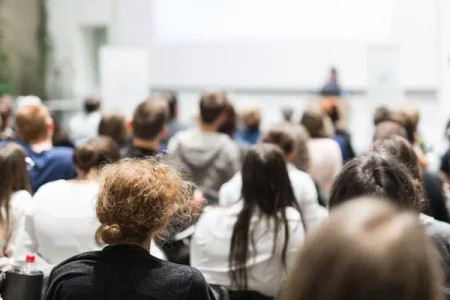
{"left": 99, "top": 46, "right": 151, "bottom": 117}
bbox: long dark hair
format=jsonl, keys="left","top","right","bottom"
{"left": 0, "top": 143, "right": 31, "bottom": 238}
{"left": 328, "top": 151, "right": 423, "bottom": 211}
{"left": 229, "top": 143, "right": 301, "bottom": 290}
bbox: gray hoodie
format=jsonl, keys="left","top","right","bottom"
{"left": 168, "top": 128, "right": 241, "bottom": 203}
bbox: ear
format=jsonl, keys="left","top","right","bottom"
{"left": 47, "top": 118, "right": 54, "bottom": 135}
{"left": 159, "top": 125, "right": 168, "bottom": 139}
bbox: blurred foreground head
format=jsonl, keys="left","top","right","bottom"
{"left": 280, "top": 197, "right": 443, "bottom": 300}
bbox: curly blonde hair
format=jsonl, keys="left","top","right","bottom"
{"left": 95, "top": 157, "right": 192, "bottom": 245}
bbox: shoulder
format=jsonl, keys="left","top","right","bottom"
{"left": 34, "top": 180, "right": 66, "bottom": 196}
{"left": 49, "top": 146, "right": 74, "bottom": 158}
{"left": 10, "top": 190, "right": 32, "bottom": 210}
{"left": 420, "top": 214, "right": 450, "bottom": 242}
{"left": 50, "top": 250, "right": 100, "bottom": 280}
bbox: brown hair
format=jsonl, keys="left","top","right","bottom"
{"left": 373, "top": 121, "right": 408, "bottom": 142}
{"left": 372, "top": 135, "right": 421, "bottom": 182}
{"left": 292, "top": 124, "right": 310, "bottom": 172}
{"left": 241, "top": 105, "right": 261, "bottom": 129}
{"left": 0, "top": 96, "right": 13, "bottom": 132}
{"left": 0, "top": 143, "right": 31, "bottom": 238}
{"left": 98, "top": 112, "right": 129, "bottom": 145}
{"left": 300, "top": 110, "right": 329, "bottom": 138}
{"left": 280, "top": 197, "right": 443, "bottom": 300}
{"left": 132, "top": 97, "right": 169, "bottom": 140}
{"left": 95, "top": 158, "right": 192, "bottom": 245}
{"left": 218, "top": 101, "right": 237, "bottom": 137}
{"left": 373, "top": 106, "right": 391, "bottom": 125}
{"left": 199, "top": 91, "right": 227, "bottom": 124}
{"left": 15, "top": 104, "right": 50, "bottom": 143}
{"left": 262, "top": 124, "right": 296, "bottom": 155}
{"left": 73, "top": 137, "right": 121, "bottom": 174}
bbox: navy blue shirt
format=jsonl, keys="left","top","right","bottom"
{"left": 0, "top": 140, "right": 76, "bottom": 193}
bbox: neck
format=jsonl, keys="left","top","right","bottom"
{"left": 132, "top": 137, "right": 160, "bottom": 151}
{"left": 200, "top": 123, "right": 218, "bottom": 133}
{"left": 76, "top": 169, "right": 98, "bottom": 181}
{"left": 30, "top": 138, "right": 52, "bottom": 152}
{"left": 120, "top": 236, "right": 152, "bottom": 252}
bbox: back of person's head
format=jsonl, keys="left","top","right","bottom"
{"left": 391, "top": 111, "right": 416, "bottom": 144}
{"left": 230, "top": 144, "right": 299, "bottom": 290}
{"left": 132, "top": 97, "right": 169, "bottom": 140}
{"left": 98, "top": 112, "right": 129, "bottom": 145}
{"left": 218, "top": 100, "right": 237, "bottom": 137}
{"left": 0, "top": 95, "right": 13, "bottom": 131}
{"left": 406, "top": 105, "right": 420, "bottom": 129}
{"left": 373, "top": 121, "right": 408, "bottom": 142}
{"left": 280, "top": 197, "right": 443, "bottom": 300}
{"left": 95, "top": 158, "right": 191, "bottom": 245}
{"left": 73, "top": 136, "right": 121, "bottom": 174}
{"left": 373, "top": 106, "right": 391, "bottom": 126}
{"left": 300, "top": 109, "right": 330, "bottom": 138}
{"left": 372, "top": 135, "right": 421, "bottom": 182}
{"left": 329, "top": 151, "right": 423, "bottom": 211}
{"left": 261, "top": 124, "right": 296, "bottom": 158}
{"left": 199, "top": 91, "right": 228, "bottom": 125}
{"left": 0, "top": 143, "right": 30, "bottom": 237}
{"left": 15, "top": 103, "right": 52, "bottom": 144}
{"left": 284, "top": 123, "right": 310, "bottom": 172}
{"left": 161, "top": 90, "right": 178, "bottom": 120}
{"left": 84, "top": 96, "right": 101, "bottom": 114}
{"left": 240, "top": 105, "right": 261, "bottom": 130}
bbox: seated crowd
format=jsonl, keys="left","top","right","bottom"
{"left": 0, "top": 91, "right": 450, "bottom": 300}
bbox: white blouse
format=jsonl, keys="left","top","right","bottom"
{"left": 15, "top": 180, "right": 101, "bottom": 276}
{"left": 2, "top": 190, "right": 32, "bottom": 256}
{"left": 14, "top": 180, "right": 167, "bottom": 276}
{"left": 190, "top": 202, "right": 305, "bottom": 297}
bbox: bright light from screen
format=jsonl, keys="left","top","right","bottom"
{"left": 153, "top": 0, "right": 392, "bottom": 42}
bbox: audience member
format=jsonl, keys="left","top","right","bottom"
{"left": 280, "top": 197, "right": 443, "bottom": 300}
{"left": 373, "top": 122, "right": 450, "bottom": 224}
{"left": 373, "top": 106, "right": 391, "bottom": 126}
{"left": 169, "top": 91, "right": 241, "bottom": 204}
{"left": 15, "top": 103, "right": 76, "bottom": 192}
{"left": 372, "top": 136, "right": 450, "bottom": 223}
{"left": 300, "top": 109, "right": 342, "bottom": 193}
{"left": 326, "top": 99, "right": 355, "bottom": 162}
{"left": 124, "top": 96, "right": 169, "bottom": 158}
{"left": 192, "top": 144, "right": 305, "bottom": 298}
{"left": 69, "top": 96, "right": 102, "bottom": 143}
{"left": 0, "top": 143, "right": 32, "bottom": 257}
{"left": 98, "top": 111, "right": 130, "bottom": 156}
{"left": 234, "top": 105, "right": 261, "bottom": 145}
{"left": 328, "top": 151, "right": 450, "bottom": 281}
{"left": 281, "top": 106, "right": 294, "bottom": 123}
{"left": 160, "top": 90, "right": 190, "bottom": 149}
{"left": 288, "top": 123, "right": 310, "bottom": 173}
{"left": 0, "top": 95, "right": 14, "bottom": 140}
{"left": 406, "top": 105, "right": 426, "bottom": 152}
{"left": 51, "top": 112, "right": 75, "bottom": 148}
{"left": 16, "top": 137, "right": 121, "bottom": 276}
{"left": 220, "top": 124, "right": 327, "bottom": 229}
{"left": 45, "top": 158, "right": 215, "bottom": 300}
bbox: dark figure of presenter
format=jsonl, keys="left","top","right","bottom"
{"left": 320, "top": 67, "right": 341, "bottom": 97}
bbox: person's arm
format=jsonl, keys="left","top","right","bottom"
{"left": 184, "top": 269, "right": 216, "bottom": 300}
{"left": 297, "top": 173, "right": 328, "bottom": 230}
{"left": 14, "top": 197, "right": 55, "bottom": 277}
{"left": 218, "top": 173, "right": 241, "bottom": 206}
{"left": 6, "top": 191, "right": 33, "bottom": 257}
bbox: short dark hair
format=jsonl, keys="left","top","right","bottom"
{"left": 218, "top": 101, "right": 237, "bottom": 137}
{"left": 73, "top": 136, "right": 121, "bottom": 173}
{"left": 132, "top": 97, "right": 169, "bottom": 140}
{"left": 98, "top": 112, "right": 129, "bottom": 145}
{"left": 199, "top": 91, "right": 227, "bottom": 124}
{"left": 392, "top": 112, "right": 416, "bottom": 144}
{"left": 328, "top": 151, "right": 423, "bottom": 211}
{"left": 373, "top": 121, "right": 407, "bottom": 142}
{"left": 161, "top": 90, "right": 178, "bottom": 120}
{"left": 262, "top": 125, "right": 296, "bottom": 155}
{"left": 373, "top": 106, "right": 391, "bottom": 125}
{"left": 84, "top": 97, "right": 101, "bottom": 114}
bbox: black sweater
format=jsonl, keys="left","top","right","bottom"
{"left": 44, "top": 244, "right": 216, "bottom": 300}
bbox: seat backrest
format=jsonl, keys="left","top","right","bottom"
{"left": 209, "top": 284, "right": 231, "bottom": 300}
